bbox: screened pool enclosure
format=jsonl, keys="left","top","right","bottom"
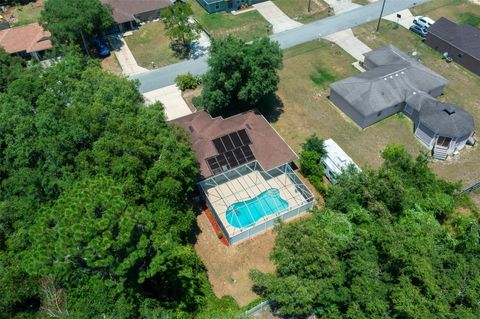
{"left": 198, "top": 161, "right": 314, "bottom": 244}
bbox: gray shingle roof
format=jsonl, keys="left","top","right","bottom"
{"left": 427, "top": 17, "right": 480, "bottom": 60}
{"left": 330, "top": 45, "right": 448, "bottom": 116}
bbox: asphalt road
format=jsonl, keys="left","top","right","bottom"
{"left": 131, "top": 0, "right": 430, "bottom": 93}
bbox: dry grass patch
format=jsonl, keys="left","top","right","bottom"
{"left": 272, "top": 0, "right": 330, "bottom": 23}
{"left": 101, "top": 54, "right": 123, "bottom": 75}
{"left": 125, "top": 22, "right": 182, "bottom": 69}
{"left": 194, "top": 212, "right": 276, "bottom": 307}
{"left": 411, "top": 0, "right": 480, "bottom": 25}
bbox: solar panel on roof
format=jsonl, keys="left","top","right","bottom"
{"left": 229, "top": 131, "right": 242, "bottom": 148}
{"left": 217, "top": 153, "right": 228, "bottom": 168}
{"left": 207, "top": 157, "right": 219, "bottom": 170}
{"left": 221, "top": 135, "right": 234, "bottom": 151}
{"left": 237, "top": 129, "right": 252, "bottom": 145}
{"left": 233, "top": 148, "right": 247, "bottom": 164}
{"left": 225, "top": 151, "right": 238, "bottom": 168}
{"left": 213, "top": 138, "right": 226, "bottom": 153}
{"left": 241, "top": 145, "right": 255, "bottom": 162}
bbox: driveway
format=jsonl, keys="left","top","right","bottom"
{"left": 143, "top": 85, "right": 192, "bottom": 120}
{"left": 323, "top": 29, "right": 371, "bottom": 61}
{"left": 383, "top": 9, "right": 414, "bottom": 29}
{"left": 253, "top": 1, "right": 301, "bottom": 34}
{"left": 131, "top": 0, "right": 431, "bottom": 93}
{"left": 109, "top": 34, "right": 148, "bottom": 75}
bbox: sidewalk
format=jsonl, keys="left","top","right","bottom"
{"left": 324, "top": 0, "right": 361, "bottom": 14}
{"left": 108, "top": 34, "right": 148, "bottom": 76}
{"left": 253, "top": 1, "right": 302, "bottom": 34}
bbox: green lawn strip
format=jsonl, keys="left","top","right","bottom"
{"left": 352, "top": 0, "right": 371, "bottom": 5}
{"left": 11, "top": 2, "right": 42, "bottom": 26}
{"left": 411, "top": 0, "right": 480, "bottom": 24}
{"left": 188, "top": 0, "right": 270, "bottom": 41}
{"left": 272, "top": 0, "right": 331, "bottom": 24}
{"left": 124, "top": 22, "right": 182, "bottom": 69}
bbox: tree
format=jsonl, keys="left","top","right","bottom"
{"left": 0, "top": 50, "right": 223, "bottom": 318}
{"left": 252, "top": 146, "right": 480, "bottom": 318}
{"left": 162, "top": 1, "right": 200, "bottom": 56}
{"left": 0, "top": 49, "right": 23, "bottom": 92}
{"left": 40, "top": 0, "right": 113, "bottom": 52}
{"left": 201, "top": 36, "right": 283, "bottom": 115}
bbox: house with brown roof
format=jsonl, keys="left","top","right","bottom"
{"left": 101, "top": 0, "right": 173, "bottom": 32}
{"left": 172, "top": 110, "right": 314, "bottom": 244}
{"left": 0, "top": 23, "right": 52, "bottom": 60}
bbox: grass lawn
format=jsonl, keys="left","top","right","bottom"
{"left": 11, "top": 1, "right": 43, "bottom": 26}
{"left": 270, "top": 40, "right": 426, "bottom": 173}
{"left": 411, "top": 0, "right": 480, "bottom": 26}
{"left": 352, "top": 21, "right": 480, "bottom": 186}
{"left": 124, "top": 22, "right": 182, "bottom": 69}
{"left": 188, "top": 0, "right": 270, "bottom": 41}
{"left": 272, "top": 0, "right": 330, "bottom": 24}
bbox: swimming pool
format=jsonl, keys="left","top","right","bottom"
{"left": 226, "top": 189, "right": 289, "bottom": 228}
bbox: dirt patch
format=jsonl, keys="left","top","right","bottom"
{"left": 101, "top": 55, "right": 123, "bottom": 76}
{"left": 194, "top": 212, "right": 276, "bottom": 307}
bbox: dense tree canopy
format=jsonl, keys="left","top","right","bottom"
{"left": 200, "top": 36, "right": 283, "bottom": 116}
{"left": 252, "top": 145, "right": 480, "bottom": 318}
{"left": 0, "top": 50, "right": 241, "bottom": 318}
{"left": 0, "top": 49, "right": 23, "bottom": 92}
{"left": 40, "top": 0, "right": 113, "bottom": 50}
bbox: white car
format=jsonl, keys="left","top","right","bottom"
{"left": 413, "top": 16, "right": 435, "bottom": 29}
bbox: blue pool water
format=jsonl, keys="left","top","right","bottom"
{"left": 226, "top": 189, "right": 289, "bottom": 228}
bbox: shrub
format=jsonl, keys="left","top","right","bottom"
{"left": 217, "top": 231, "right": 223, "bottom": 239}
{"left": 175, "top": 73, "right": 200, "bottom": 91}
{"left": 192, "top": 95, "right": 203, "bottom": 109}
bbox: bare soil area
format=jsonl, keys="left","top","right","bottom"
{"left": 194, "top": 212, "right": 276, "bottom": 307}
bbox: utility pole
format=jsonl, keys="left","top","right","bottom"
{"left": 376, "top": 0, "right": 387, "bottom": 32}
{"left": 308, "top": 0, "right": 312, "bottom": 13}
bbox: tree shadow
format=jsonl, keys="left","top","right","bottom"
{"left": 259, "top": 93, "right": 284, "bottom": 123}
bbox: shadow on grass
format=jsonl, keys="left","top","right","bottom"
{"left": 259, "top": 93, "right": 284, "bottom": 123}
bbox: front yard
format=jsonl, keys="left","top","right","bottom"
{"left": 7, "top": 0, "right": 42, "bottom": 26}
{"left": 124, "top": 22, "right": 183, "bottom": 69}
{"left": 272, "top": 0, "right": 330, "bottom": 23}
{"left": 411, "top": 0, "right": 480, "bottom": 27}
{"left": 188, "top": 0, "right": 271, "bottom": 41}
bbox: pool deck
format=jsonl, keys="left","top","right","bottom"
{"left": 205, "top": 170, "right": 307, "bottom": 239}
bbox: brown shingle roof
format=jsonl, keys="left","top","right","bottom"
{"left": 0, "top": 23, "right": 52, "bottom": 54}
{"left": 101, "top": 0, "right": 172, "bottom": 24}
{"left": 172, "top": 110, "right": 298, "bottom": 179}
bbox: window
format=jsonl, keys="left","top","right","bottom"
{"left": 458, "top": 53, "right": 463, "bottom": 58}
{"left": 377, "top": 111, "right": 382, "bottom": 117}
{"left": 215, "top": 4, "right": 220, "bottom": 9}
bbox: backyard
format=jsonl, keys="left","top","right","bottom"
{"left": 272, "top": 0, "right": 330, "bottom": 23}
{"left": 188, "top": 0, "right": 271, "bottom": 41}
{"left": 124, "top": 22, "right": 183, "bottom": 69}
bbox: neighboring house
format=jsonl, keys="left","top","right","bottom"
{"left": 321, "top": 139, "right": 361, "bottom": 183}
{"left": 425, "top": 17, "right": 480, "bottom": 76}
{"left": 329, "top": 45, "right": 475, "bottom": 160}
{"left": 0, "top": 23, "right": 52, "bottom": 60}
{"left": 172, "top": 110, "right": 314, "bottom": 244}
{"left": 101, "top": 0, "right": 173, "bottom": 32}
{"left": 196, "top": 0, "right": 266, "bottom": 13}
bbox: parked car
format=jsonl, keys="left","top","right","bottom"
{"left": 410, "top": 24, "right": 428, "bottom": 37}
{"left": 93, "top": 36, "right": 110, "bottom": 57}
{"left": 413, "top": 16, "right": 435, "bottom": 29}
